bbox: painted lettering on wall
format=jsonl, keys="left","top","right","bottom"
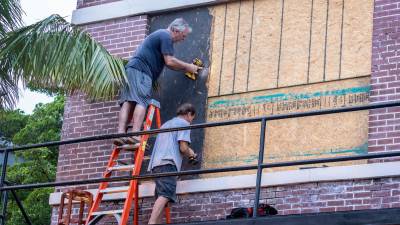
{"left": 207, "top": 86, "right": 370, "bottom": 121}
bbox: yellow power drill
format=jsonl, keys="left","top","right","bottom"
{"left": 185, "top": 58, "right": 204, "bottom": 80}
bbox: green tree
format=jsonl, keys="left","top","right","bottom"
{"left": 0, "top": 109, "right": 28, "bottom": 146}
{"left": 0, "top": 0, "right": 128, "bottom": 110}
{"left": 2, "top": 95, "right": 64, "bottom": 225}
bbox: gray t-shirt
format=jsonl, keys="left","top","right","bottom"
{"left": 147, "top": 117, "right": 191, "bottom": 172}
{"left": 126, "top": 29, "right": 174, "bottom": 81}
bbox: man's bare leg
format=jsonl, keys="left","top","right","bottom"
{"left": 114, "top": 102, "right": 136, "bottom": 145}
{"left": 118, "top": 101, "right": 136, "bottom": 133}
{"left": 130, "top": 104, "right": 147, "bottom": 142}
{"left": 148, "top": 196, "right": 169, "bottom": 224}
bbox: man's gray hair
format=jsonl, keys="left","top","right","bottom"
{"left": 168, "top": 18, "right": 192, "bottom": 33}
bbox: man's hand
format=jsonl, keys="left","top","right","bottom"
{"left": 186, "top": 63, "right": 203, "bottom": 74}
{"left": 179, "top": 141, "right": 199, "bottom": 165}
{"left": 188, "top": 153, "right": 199, "bottom": 165}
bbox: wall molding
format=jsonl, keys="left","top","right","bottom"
{"left": 71, "top": 0, "right": 232, "bottom": 25}
{"left": 49, "top": 161, "right": 400, "bottom": 205}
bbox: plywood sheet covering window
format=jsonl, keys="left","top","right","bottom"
{"left": 203, "top": 77, "right": 370, "bottom": 176}
{"left": 248, "top": 0, "right": 282, "bottom": 91}
{"left": 208, "top": 0, "right": 373, "bottom": 96}
{"left": 208, "top": 5, "right": 226, "bottom": 96}
{"left": 278, "top": 0, "right": 311, "bottom": 87}
{"left": 341, "top": 0, "right": 373, "bottom": 78}
{"left": 325, "top": 0, "right": 343, "bottom": 81}
{"left": 308, "top": 0, "right": 328, "bottom": 83}
{"left": 233, "top": 1, "right": 253, "bottom": 93}
{"left": 220, "top": 2, "right": 241, "bottom": 95}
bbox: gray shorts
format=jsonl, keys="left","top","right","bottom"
{"left": 152, "top": 164, "right": 177, "bottom": 203}
{"left": 119, "top": 67, "right": 152, "bottom": 107}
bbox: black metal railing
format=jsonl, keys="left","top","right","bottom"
{"left": 1, "top": 100, "right": 400, "bottom": 224}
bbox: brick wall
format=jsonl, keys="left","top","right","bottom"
{"left": 77, "top": 0, "right": 122, "bottom": 9}
{"left": 369, "top": 0, "right": 400, "bottom": 154}
{"left": 55, "top": 15, "right": 148, "bottom": 192}
{"left": 51, "top": 177, "right": 400, "bottom": 224}
{"left": 52, "top": 0, "right": 400, "bottom": 224}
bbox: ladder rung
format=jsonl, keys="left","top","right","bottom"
{"left": 92, "top": 209, "right": 123, "bottom": 216}
{"left": 99, "top": 186, "right": 129, "bottom": 194}
{"left": 107, "top": 164, "right": 135, "bottom": 172}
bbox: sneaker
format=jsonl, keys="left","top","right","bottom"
{"left": 113, "top": 137, "right": 138, "bottom": 146}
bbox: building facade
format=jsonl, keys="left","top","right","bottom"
{"left": 51, "top": 0, "right": 400, "bottom": 224}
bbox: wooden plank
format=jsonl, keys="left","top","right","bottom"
{"left": 248, "top": 0, "right": 282, "bottom": 91}
{"left": 233, "top": 0, "right": 253, "bottom": 93}
{"left": 278, "top": 0, "right": 312, "bottom": 87}
{"left": 341, "top": 0, "right": 373, "bottom": 78}
{"left": 208, "top": 4, "right": 226, "bottom": 96}
{"left": 308, "top": 0, "right": 328, "bottom": 83}
{"left": 325, "top": 0, "right": 343, "bottom": 81}
{"left": 220, "top": 1, "right": 241, "bottom": 95}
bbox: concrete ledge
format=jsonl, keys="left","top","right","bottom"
{"left": 49, "top": 161, "right": 400, "bottom": 205}
{"left": 71, "top": 0, "right": 231, "bottom": 25}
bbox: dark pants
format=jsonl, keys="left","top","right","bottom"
{"left": 152, "top": 164, "right": 177, "bottom": 203}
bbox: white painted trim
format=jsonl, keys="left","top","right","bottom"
{"left": 49, "top": 161, "right": 400, "bottom": 205}
{"left": 71, "top": 0, "right": 227, "bottom": 25}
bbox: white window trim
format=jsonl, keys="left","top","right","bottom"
{"left": 49, "top": 161, "right": 400, "bottom": 205}
{"left": 71, "top": 0, "right": 231, "bottom": 25}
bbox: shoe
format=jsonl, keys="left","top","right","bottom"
{"left": 113, "top": 137, "right": 139, "bottom": 146}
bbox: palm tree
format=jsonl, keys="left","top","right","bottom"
{"left": 0, "top": 0, "right": 127, "bottom": 109}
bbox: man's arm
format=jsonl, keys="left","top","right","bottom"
{"left": 179, "top": 141, "right": 196, "bottom": 158}
{"left": 164, "top": 55, "right": 201, "bottom": 74}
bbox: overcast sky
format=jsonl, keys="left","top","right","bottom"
{"left": 16, "top": 0, "right": 76, "bottom": 114}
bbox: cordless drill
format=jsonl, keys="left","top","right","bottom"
{"left": 185, "top": 58, "right": 203, "bottom": 80}
{"left": 188, "top": 155, "right": 199, "bottom": 165}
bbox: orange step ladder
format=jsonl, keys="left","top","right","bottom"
{"left": 85, "top": 100, "right": 171, "bottom": 225}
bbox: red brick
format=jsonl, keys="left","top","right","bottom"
{"left": 336, "top": 206, "right": 353, "bottom": 211}
{"left": 319, "top": 207, "right": 335, "bottom": 212}
{"left": 354, "top": 192, "right": 373, "bottom": 198}
{"left": 354, "top": 205, "right": 372, "bottom": 210}
{"left": 327, "top": 200, "right": 344, "bottom": 207}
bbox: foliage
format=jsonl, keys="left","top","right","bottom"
{"left": 0, "top": 108, "right": 27, "bottom": 145}
{"left": 0, "top": 0, "right": 128, "bottom": 109}
{"left": 0, "top": 14, "right": 128, "bottom": 109}
{"left": 0, "top": 95, "right": 65, "bottom": 225}
{"left": 0, "top": 0, "right": 23, "bottom": 36}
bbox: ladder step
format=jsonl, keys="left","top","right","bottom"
{"left": 107, "top": 164, "right": 135, "bottom": 172}
{"left": 99, "top": 186, "right": 129, "bottom": 194}
{"left": 91, "top": 209, "right": 123, "bottom": 216}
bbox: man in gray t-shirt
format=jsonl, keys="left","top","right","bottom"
{"left": 113, "top": 18, "right": 202, "bottom": 146}
{"left": 147, "top": 103, "right": 197, "bottom": 224}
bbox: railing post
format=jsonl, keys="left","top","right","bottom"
{"left": 0, "top": 191, "right": 7, "bottom": 225}
{"left": 0, "top": 150, "right": 9, "bottom": 225}
{"left": 253, "top": 118, "right": 267, "bottom": 218}
{"left": 9, "top": 189, "right": 32, "bottom": 225}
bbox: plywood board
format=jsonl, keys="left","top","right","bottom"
{"left": 325, "top": 0, "right": 343, "bottom": 81}
{"left": 341, "top": 0, "right": 373, "bottom": 78}
{"left": 308, "top": 0, "right": 328, "bottom": 83}
{"left": 220, "top": 1, "right": 240, "bottom": 95}
{"left": 208, "top": 4, "right": 226, "bottom": 96}
{"left": 248, "top": 0, "right": 281, "bottom": 91}
{"left": 233, "top": 0, "right": 253, "bottom": 93}
{"left": 278, "top": 0, "right": 311, "bottom": 87}
{"left": 208, "top": 0, "right": 373, "bottom": 95}
{"left": 203, "top": 77, "right": 370, "bottom": 176}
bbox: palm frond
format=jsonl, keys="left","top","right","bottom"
{"left": 0, "top": 0, "right": 23, "bottom": 35}
{"left": 0, "top": 14, "right": 127, "bottom": 109}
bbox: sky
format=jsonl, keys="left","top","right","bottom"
{"left": 16, "top": 0, "right": 77, "bottom": 114}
